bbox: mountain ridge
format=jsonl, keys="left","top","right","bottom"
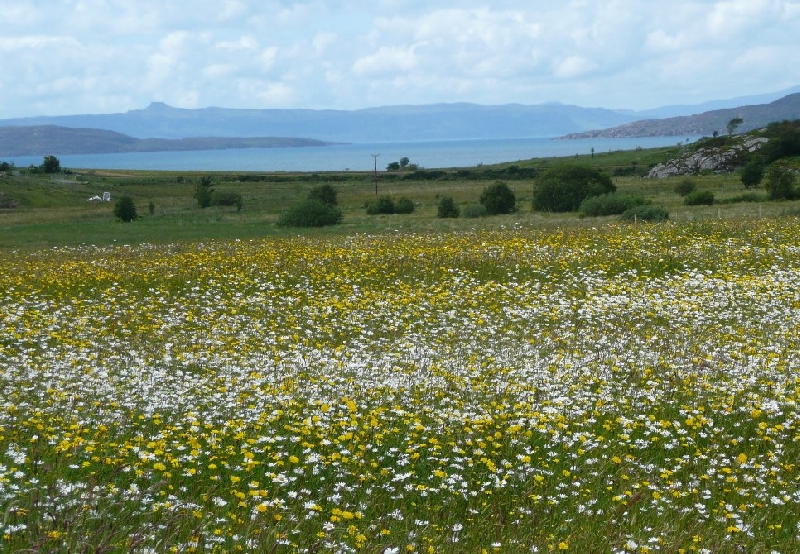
{"left": 0, "top": 125, "right": 335, "bottom": 157}
{"left": 562, "top": 93, "right": 800, "bottom": 139}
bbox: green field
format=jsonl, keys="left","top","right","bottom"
{"left": 1, "top": 148, "right": 799, "bottom": 552}
{"left": 2, "top": 144, "right": 798, "bottom": 250}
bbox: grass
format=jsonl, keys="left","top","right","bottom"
{"left": 2, "top": 157, "right": 799, "bottom": 250}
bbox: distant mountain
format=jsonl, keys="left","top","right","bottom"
{"left": 0, "top": 125, "right": 334, "bottom": 157}
{"left": 562, "top": 93, "right": 800, "bottom": 139}
{"left": 630, "top": 85, "right": 800, "bottom": 119}
{"left": 0, "top": 102, "right": 641, "bottom": 143}
{"left": 3, "top": 88, "right": 800, "bottom": 155}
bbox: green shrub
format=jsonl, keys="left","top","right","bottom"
{"left": 308, "top": 184, "right": 338, "bottom": 205}
{"left": 674, "top": 179, "right": 697, "bottom": 197}
{"left": 684, "top": 190, "right": 715, "bottom": 205}
{"left": 277, "top": 199, "right": 343, "bottom": 227}
{"left": 212, "top": 191, "right": 243, "bottom": 211}
{"left": 194, "top": 176, "right": 214, "bottom": 209}
{"left": 437, "top": 196, "right": 459, "bottom": 218}
{"left": 113, "top": 196, "right": 138, "bottom": 222}
{"left": 720, "top": 192, "right": 767, "bottom": 204}
{"left": 533, "top": 165, "right": 615, "bottom": 212}
{"left": 764, "top": 164, "right": 797, "bottom": 200}
{"left": 740, "top": 159, "right": 765, "bottom": 189}
{"left": 479, "top": 181, "right": 516, "bottom": 214}
{"left": 366, "top": 196, "right": 396, "bottom": 215}
{"left": 579, "top": 193, "right": 646, "bottom": 216}
{"left": 462, "top": 204, "right": 488, "bottom": 218}
{"left": 620, "top": 205, "right": 669, "bottom": 222}
{"left": 394, "top": 197, "right": 415, "bottom": 214}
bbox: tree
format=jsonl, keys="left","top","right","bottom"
{"left": 308, "top": 184, "right": 338, "bottom": 206}
{"left": 399, "top": 157, "right": 410, "bottom": 168}
{"left": 727, "top": 117, "right": 743, "bottom": 136}
{"left": 386, "top": 161, "right": 401, "bottom": 171}
{"left": 194, "top": 176, "right": 215, "bottom": 208}
{"left": 113, "top": 196, "right": 138, "bottom": 222}
{"left": 41, "top": 155, "right": 61, "bottom": 174}
{"left": 437, "top": 196, "right": 459, "bottom": 218}
{"left": 740, "top": 159, "right": 764, "bottom": 189}
{"left": 764, "top": 164, "right": 797, "bottom": 200}
{"left": 479, "top": 181, "right": 516, "bottom": 215}
{"left": 532, "top": 164, "right": 615, "bottom": 212}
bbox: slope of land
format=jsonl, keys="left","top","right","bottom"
{"left": 563, "top": 93, "right": 800, "bottom": 138}
{"left": 0, "top": 125, "right": 335, "bottom": 157}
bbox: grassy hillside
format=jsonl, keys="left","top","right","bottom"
{"left": 1, "top": 142, "right": 799, "bottom": 250}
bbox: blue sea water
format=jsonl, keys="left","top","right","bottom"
{"left": 7, "top": 136, "right": 694, "bottom": 172}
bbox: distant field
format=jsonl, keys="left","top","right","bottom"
{"left": 1, "top": 144, "right": 799, "bottom": 250}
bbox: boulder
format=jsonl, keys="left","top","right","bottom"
{"left": 647, "top": 137, "right": 769, "bottom": 178}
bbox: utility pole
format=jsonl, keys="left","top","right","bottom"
{"left": 371, "top": 153, "right": 380, "bottom": 195}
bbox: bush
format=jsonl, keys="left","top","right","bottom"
{"left": 674, "top": 179, "right": 697, "bottom": 197}
{"left": 579, "top": 193, "right": 646, "bottom": 217}
{"left": 212, "top": 191, "right": 243, "bottom": 211}
{"left": 740, "top": 159, "right": 765, "bottom": 189}
{"left": 462, "top": 203, "right": 488, "bottom": 218}
{"left": 394, "top": 197, "right": 415, "bottom": 214}
{"left": 277, "top": 199, "right": 343, "bottom": 227}
{"left": 113, "top": 196, "right": 138, "bottom": 222}
{"left": 533, "top": 165, "right": 615, "bottom": 212}
{"left": 194, "top": 176, "right": 214, "bottom": 209}
{"left": 308, "top": 184, "right": 338, "bottom": 206}
{"left": 683, "top": 190, "right": 715, "bottom": 205}
{"left": 437, "top": 196, "right": 459, "bottom": 218}
{"left": 764, "top": 164, "right": 797, "bottom": 200}
{"left": 620, "top": 205, "right": 669, "bottom": 222}
{"left": 366, "top": 196, "right": 396, "bottom": 215}
{"left": 479, "top": 181, "right": 516, "bottom": 214}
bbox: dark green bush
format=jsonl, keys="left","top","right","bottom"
{"left": 462, "top": 204, "right": 488, "bottom": 218}
{"left": 308, "top": 184, "right": 338, "bottom": 205}
{"left": 764, "top": 164, "right": 798, "bottom": 200}
{"left": 684, "top": 190, "right": 715, "bottom": 205}
{"left": 394, "top": 197, "right": 415, "bottom": 214}
{"left": 480, "top": 181, "right": 516, "bottom": 214}
{"left": 740, "top": 159, "right": 765, "bottom": 189}
{"left": 212, "top": 191, "right": 243, "bottom": 211}
{"left": 113, "top": 196, "right": 138, "bottom": 222}
{"left": 366, "top": 196, "right": 396, "bottom": 215}
{"left": 277, "top": 199, "right": 343, "bottom": 227}
{"left": 674, "top": 179, "right": 697, "bottom": 197}
{"left": 437, "top": 196, "right": 459, "bottom": 218}
{"left": 579, "top": 193, "right": 646, "bottom": 216}
{"left": 194, "top": 176, "right": 214, "bottom": 209}
{"left": 620, "top": 205, "right": 669, "bottom": 222}
{"left": 533, "top": 165, "right": 615, "bottom": 212}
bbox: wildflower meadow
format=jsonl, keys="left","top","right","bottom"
{"left": 1, "top": 218, "right": 798, "bottom": 553}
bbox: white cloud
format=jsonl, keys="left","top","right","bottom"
{"left": 352, "top": 45, "right": 418, "bottom": 76}
{"left": 0, "top": 0, "right": 798, "bottom": 117}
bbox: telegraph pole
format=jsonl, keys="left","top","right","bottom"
{"left": 371, "top": 153, "right": 380, "bottom": 195}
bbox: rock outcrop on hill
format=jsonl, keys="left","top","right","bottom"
{"left": 647, "top": 137, "right": 768, "bottom": 178}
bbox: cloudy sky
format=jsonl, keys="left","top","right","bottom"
{"left": 1, "top": 0, "right": 799, "bottom": 119}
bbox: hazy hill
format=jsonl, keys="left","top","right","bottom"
{"left": 0, "top": 125, "right": 333, "bottom": 157}
{"left": 0, "top": 102, "right": 641, "bottom": 143}
{"left": 563, "top": 93, "right": 800, "bottom": 139}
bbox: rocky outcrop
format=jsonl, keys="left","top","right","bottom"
{"left": 647, "top": 137, "right": 769, "bottom": 178}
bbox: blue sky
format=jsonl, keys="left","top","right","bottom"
{"left": 1, "top": 0, "right": 799, "bottom": 118}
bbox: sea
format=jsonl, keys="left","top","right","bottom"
{"left": 7, "top": 136, "right": 694, "bottom": 172}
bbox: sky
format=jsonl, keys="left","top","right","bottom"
{"left": 1, "top": 0, "right": 799, "bottom": 119}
